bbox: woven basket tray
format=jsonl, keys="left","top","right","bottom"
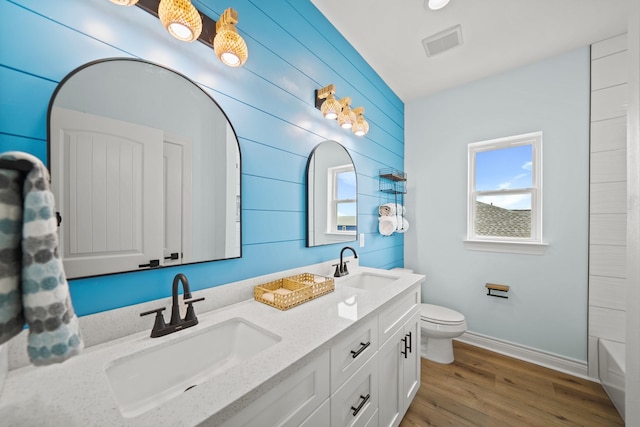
{"left": 285, "top": 273, "right": 335, "bottom": 298}
{"left": 254, "top": 273, "right": 334, "bottom": 310}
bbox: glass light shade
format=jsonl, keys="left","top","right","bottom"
{"left": 321, "top": 94, "right": 341, "bottom": 120}
{"left": 110, "top": 0, "right": 139, "bottom": 5}
{"left": 338, "top": 107, "right": 356, "bottom": 129}
{"left": 427, "top": 0, "right": 450, "bottom": 10}
{"left": 158, "top": 0, "right": 202, "bottom": 42}
{"left": 214, "top": 28, "right": 249, "bottom": 67}
{"left": 352, "top": 116, "right": 369, "bottom": 136}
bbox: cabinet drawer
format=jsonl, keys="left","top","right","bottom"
{"left": 219, "top": 349, "right": 330, "bottom": 427}
{"left": 299, "top": 398, "right": 330, "bottom": 427}
{"left": 378, "top": 286, "right": 420, "bottom": 347}
{"left": 331, "top": 316, "right": 378, "bottom": 393}
{"left": 331, "top": 354, "right": 379, "bottom": 427}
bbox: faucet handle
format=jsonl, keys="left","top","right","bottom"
{"left": 140, "top": 307, "right": 167, "bottom": 338}
{"left": 183, "top": 297, "right": 205, "bottom": 304}
{"left": 183, "top": 297, "right": 205, "bottom": 323}
{"left": 342, "top": 260, "right": 350, "bottom": 275}
{"left": 332, "top": 263, "right": 341, "bottom": 277}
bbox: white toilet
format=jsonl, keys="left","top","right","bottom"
{"left": 420, "top": 303, "right": 467, "bottom": 364}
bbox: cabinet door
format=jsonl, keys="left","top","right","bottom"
{"left": 378, "top": 310, "right": 421, "bottom": 427}
{"left": 331, "top": 354, "right": 379, "bottom": 427}
{"left": 401, "top": 312, "right": 421, "bottom": 408}
{"left": 219, "top": 350, "right": 330, "bottom": 427}
{"left": 378, "top": 328, "right": 403, "bottom": 427}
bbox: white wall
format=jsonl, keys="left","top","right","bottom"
{"left": 0, "top": 344, "right": 6, "bottom": 395}
{"left": 405, "top": 48, "right": 590, "bottom": 361}
{"left": 625, "top": 1, "right": 640, "bottom": 423}
{"left": 588, "top": 33, "right": 628, "bottom": 378}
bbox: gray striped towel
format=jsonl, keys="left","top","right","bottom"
{"left": 0, "top": 152, "right": 83, "bottom": 365}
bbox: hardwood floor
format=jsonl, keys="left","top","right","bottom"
{"left": 399, "top": 341, "right": 624, "bottom": 427}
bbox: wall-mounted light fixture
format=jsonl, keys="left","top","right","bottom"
{"left": 316, "top": 84, "right": 342, "bottom": 120}
{"left": 214, "top": 8, "right": 249, "bottom": 67}
{"left": 112, "top": 0, "right": 249, "bottom": 67}
{"left": 425, "top": 0, "right": 450, "bottom": 10}
{"left": 110, "top": 0, "right": 139, "bottom": 5}
{"left": 158, "top": 0, "right": 202, "bottom": 42}
{"left": 351, "top": 107, "right": 369, "bottom": 136}
{"left": 337, "top": 97, "right": 356, "bottom": 129}
{"left": 315, "top": 84, "right": 369, "bottom": 136}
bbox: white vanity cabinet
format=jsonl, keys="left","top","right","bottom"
{"left": 378, "top": 289, "right": 421, "bottom": 427}
{"left": 209, "top": 282, "right": 421, "bottom": 427}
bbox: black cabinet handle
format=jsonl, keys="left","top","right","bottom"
{"left": 139, "top": 259, "right": 160, "bottom": 268}
{"left": 401, "top": 336, "right": 408, "bottom": 358}
{"left": 406, "top": 331, "right": 412, "bottom": 353}
{"left": 350, "top": 341, "right": 371, "bottom": 359}
{"left": 164, "top": 252, "right": 180, "bottom": 260}
{"left": 350, "top": 394, "right": 370, "bottom": 416}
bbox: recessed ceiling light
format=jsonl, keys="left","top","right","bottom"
{"left": 425, "top": 0, "right": 450, "bottom": 11}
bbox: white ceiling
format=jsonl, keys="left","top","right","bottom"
{"left": 310, "top": 0, "right": 634, "bottom": 102}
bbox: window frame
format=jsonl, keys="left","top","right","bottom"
{"left": 464, "top": 131, "right": 548, "bottom": 254}
{"left": 327, "top": 164, "right": 357, "bottom": 235}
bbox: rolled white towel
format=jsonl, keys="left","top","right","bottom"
{"left": 262, "top": 292, "right": 275, "bottom": 302}
{"left": 379, "top": 203, "right": 405, "bottom": 216}
{"left": 395, "top": 217, "right": 410, "bottom": 233}
{"left": 379, "top": 204, "right": 395, "bottom": 216}
{"left": 378, "top": 215, "right": 397, "bottom": 236}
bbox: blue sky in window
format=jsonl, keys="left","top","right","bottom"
{"left": 337, "top": 170, "right": 356, "bottom": 199}
{"left": 476, "top": 145, "right": 532, "bottom": 210}
{"left": 337, "top": 170, "right": 357, "bottom": 222}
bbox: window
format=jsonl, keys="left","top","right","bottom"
{"left": 465, "top": 132, "right": 547, "bottom": 254}
{"left": 328, "top": 165, "right": 356, "bottom": 234}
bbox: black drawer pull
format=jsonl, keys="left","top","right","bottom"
{"left": 350, "top": 394, "right": 370, "bottom": 416}
{"left": 401, "top": 336, "right": 408, "bottom": 358}
{"left": 350, "top": 341, "right": 371, "bottom": 359}
{"left": 139, "top": 259, "right": 160, "bottom": 268}
{"left": 406, "top": 331, "right": 412, "bottom": 353}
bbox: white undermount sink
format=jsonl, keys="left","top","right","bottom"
{"left": 105, "top": 317, "right": 281, "bottom": 418}
{"left": 338, "top": 272, "right": 400, "bottom": 291}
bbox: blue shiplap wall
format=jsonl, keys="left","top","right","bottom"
{"left": 0, "top": 0, "right": 404, "bottom": 315}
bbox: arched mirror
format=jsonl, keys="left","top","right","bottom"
{"left": 306, "top": 140, "right": 357, "bottom": 247}
{"left": 48, "top": 58, "right": 241, "bottom": 278}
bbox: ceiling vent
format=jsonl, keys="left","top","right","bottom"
{"left": 422, "top": 24, "right": 463, "bottom": 57}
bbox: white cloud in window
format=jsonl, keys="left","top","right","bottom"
{"left": 498, "top": 169, "right": 531, "bottom": 190}
{"left": 478, "top": 194, "right": 531, "bottom": 210}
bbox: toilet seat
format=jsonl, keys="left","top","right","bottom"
{"left": 421, "top": 303, "right": 465, "bottom": 326}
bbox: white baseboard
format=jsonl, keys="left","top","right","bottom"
{"left": 456, "top": 331, "right": 594, "bottom": 382}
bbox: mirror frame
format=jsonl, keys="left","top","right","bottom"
{"left": 47, "top": 57, "right": 242, "bottom": 278}
{"left": 306, "top": 140, "right": 358, "bottom": 247}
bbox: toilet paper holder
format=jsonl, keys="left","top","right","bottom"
{"left": 486, "top": 283, "right": 509, "bottom": 299}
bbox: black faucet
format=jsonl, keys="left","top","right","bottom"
{"left": 140, "top": 273, "right": 205, "bottom": 338}
{"left": 334, "top": 246, "right": 358, "bottom": 277}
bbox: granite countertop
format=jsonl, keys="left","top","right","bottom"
{"left": 0, "top": 267, "right": 424, "bottom": 426}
